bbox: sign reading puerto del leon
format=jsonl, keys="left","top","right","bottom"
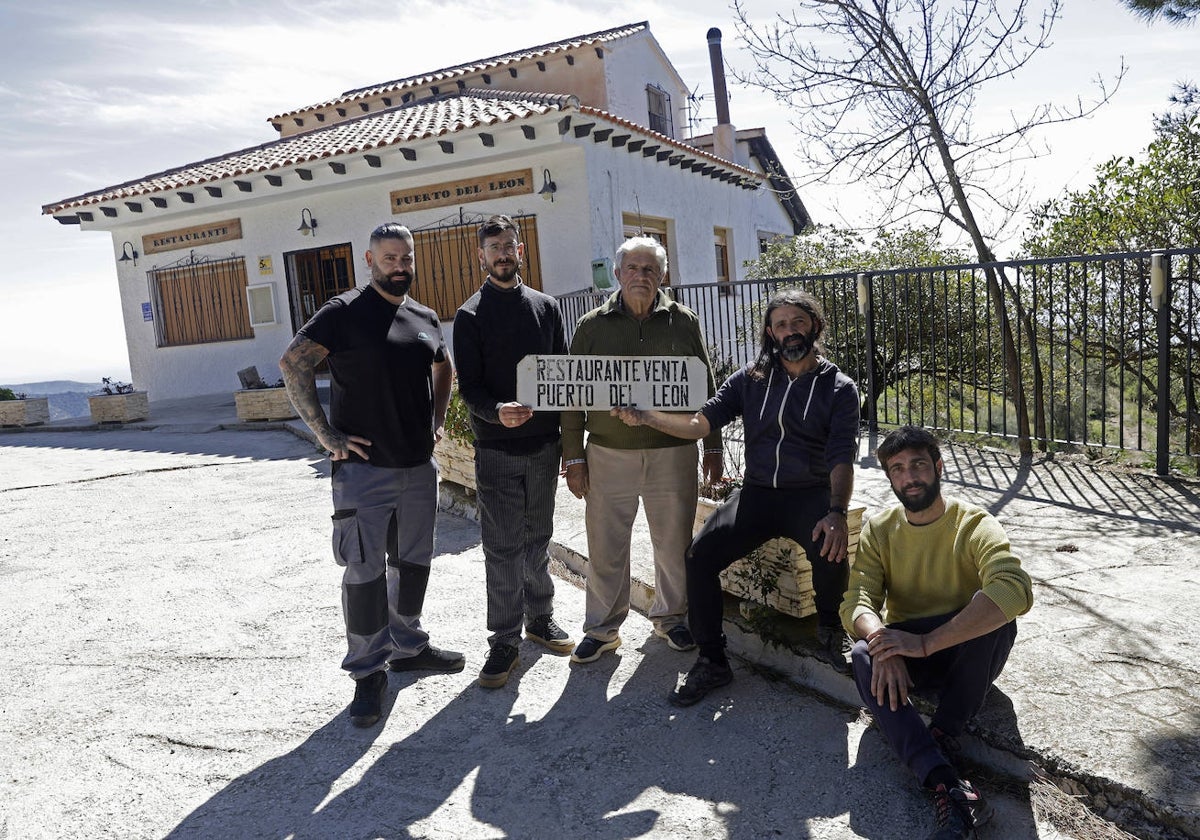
{"left": 142, "top": 219, "right": 243, "bottom": 255}
{"left": 390, "top": 169, "right": 533, "bottom": 213}
{"left": 517, "top": 355, "right": 707, "bottom": 411}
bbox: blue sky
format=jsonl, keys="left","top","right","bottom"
{"left": 0, "top": 0, "right": 1192, "bottom": 384}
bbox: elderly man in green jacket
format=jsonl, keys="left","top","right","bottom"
{"left": 842, "top": 425, "right": 1033, "bottom": 840}
{"left": 562, "top": 237, "right": 722, "bottom": 664}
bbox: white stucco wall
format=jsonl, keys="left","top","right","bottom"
{"left": 601, "top": 34, "right": 689, "bottom": 140}
{"left": 102, "top": 127, "right": 790, "bottom": 401}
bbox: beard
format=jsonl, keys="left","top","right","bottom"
{"left": 893, "top": 472, "right": 941, "bottom": 513}
{"left": 778, "top": 332, "right": 813, "bottom": 362}
{"left": 487, "top": 257, "right": 521, "bottom": 284}
{"left": 374, "top": 268, "right": 414, "bottom": 298}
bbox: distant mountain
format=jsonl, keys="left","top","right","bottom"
{"left": 3, "top": 380, "right": 101, "bottom": 396}
{"left": 2, "top": 381, "right": 103, "bottom": 420}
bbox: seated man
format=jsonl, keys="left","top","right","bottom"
{"left": 613, "top": 289, "right": 860, "bottom": 705}
{"left": 841, "top": 426, "right": 1033, "bottom": 839}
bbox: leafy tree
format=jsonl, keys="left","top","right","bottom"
{"left": 732, "top": 0, "right": 1122, "bottom": 454}
{"left": 745, "top": 226, "right": 1003, "bottom": 429}
{"left": 746, "top": 225, "right": 968, "bottom": 280}
{"left": 1024, "top": 111, "right": 1200, "bottom": 255}
{"left": 1120, "top": 0, "right": 1200, "bottom": 23}
{"left": 1023, "top": 108, "right": 1200, "bottom": 449}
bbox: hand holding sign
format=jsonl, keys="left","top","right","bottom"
{"left": 611, "top": 406, "right": 646, "bottom": 426}
{"left": 517, "top": 355, "right": 706, "bottom": 411}
{"left": 497, "top": 402, "right": 533, "bottom": 428}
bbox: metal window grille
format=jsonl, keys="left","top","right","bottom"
{"left": 412, "top": 212, "right": 544, "bottom": 320}
{"left": 147, "top": 253, "right": 253, "bottom": 347}
{"left": 647, "top": 85, "right": 673, "bottom": 138}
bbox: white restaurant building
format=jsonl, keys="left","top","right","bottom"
{"left": 42, "top": 21, "right": 808, "bottom": 400}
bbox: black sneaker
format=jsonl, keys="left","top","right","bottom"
{"left": 570, "top": 635, "right": 621, "bottom": 664}
{"left": 928, "top": 780, "right": 994, "bottom": 839}
{"left": 669, "top": 656, "right": 733, "bottom": 707}
{"left": 348, "top": 670, "right": 388, "bottom": 728}
{"left": 478, "top": 643, "right": 520, "bottom": 689}
{"left": 525, "top": 615, "right": 574, "bottom": 654}
{"left": 388, "top": 645, "right": 466, "bottom": 673}
{"left": 816, "top": 625, "right": 852, "bottom": 674}
{"left": 655, "top": 624, "right": 697, "bottom": 651}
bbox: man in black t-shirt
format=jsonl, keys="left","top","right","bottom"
{"left": 453, "top": 215, "right": 573, "bottom": 690}
{"left": 280, "top": 222, "right": 463, "bottom": 728}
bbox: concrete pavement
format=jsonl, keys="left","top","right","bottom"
{"left": 3, "top": 392, "right": 1198, "bottom": 838}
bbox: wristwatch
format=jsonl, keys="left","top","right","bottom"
{"left": 827, "top": 506, "right": 847, "bottom": 516}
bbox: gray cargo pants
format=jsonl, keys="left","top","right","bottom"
{"left": 330, "top": 459, "right": 437, "bottom": 679}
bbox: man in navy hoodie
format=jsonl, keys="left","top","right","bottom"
{"left": 612, "top": 289, "right": 860, "bottom": 706}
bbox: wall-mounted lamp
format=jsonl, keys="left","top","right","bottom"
{"left": 538, "top": 168, "right": 557, "bottom": 202}
{"left": 118, "top": 241, "right": 139, "bottom": 266}
{"left": 297, "top": 208, "right": 318, "bottom": 236}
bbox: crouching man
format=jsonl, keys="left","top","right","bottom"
{"left": 841, "top": 426, "right": 1033, "bottom": 839}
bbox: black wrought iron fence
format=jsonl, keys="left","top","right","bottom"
{"left": 557, "top": 248, "right": 1200, "bottom": 475}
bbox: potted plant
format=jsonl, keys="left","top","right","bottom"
{"left": 434, "top": 382, "right": 476, "bottom": 490}
{"left": 0, "top": 388, "right": 50, "bottom": 427}
{"left": 233, "top": 368, "right": 297, "bottom": 422}
{"left": 696, "top": 473, "right": 865, "bottom": 621}
{"left": 88, "top": 378, "right": 149, "bottom": 424}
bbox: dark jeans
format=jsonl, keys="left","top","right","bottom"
{"left": 686, "top": 484, "right": 846, "bottom": 660}
{"left": 850, "top": 611, "right": 1017, "bottom": 785}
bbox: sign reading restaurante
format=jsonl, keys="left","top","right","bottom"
{"left": 517, "top": 354, "right": 707, "bottom": 411}
{"left": 390, "top": 169, "right": 534, "bottom": 213}
{"left": 142, "top": 219, "right": 244, "bottom": 255}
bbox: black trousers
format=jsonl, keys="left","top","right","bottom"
{"left": 686, "top": 483, "right": 846, "bottom": 660}
{"left": 850, "top": 611, "right": 1017, "bottom": 784}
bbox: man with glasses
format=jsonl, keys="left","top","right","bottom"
{"left": 453, "top": 214, "right": 573, "bottom": 689}
{"left": 280, "top": 222, "right": 463, "bottom": 729}
{"left": 562, "top": 236, "right": 723, "bottom": 664}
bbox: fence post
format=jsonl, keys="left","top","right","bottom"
{"left": 1151, "top": 252, "right": 1171, "bottom": 476}
{"left": 856, "top": 273, "right": 878, "bottom": 436}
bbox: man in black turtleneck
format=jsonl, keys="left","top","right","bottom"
{"left": 452, "top": 214, "right": 573, "bottom": 689}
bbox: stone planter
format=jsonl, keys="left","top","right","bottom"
{"left": 0, "top": 397, "right": 50, "bottom": 427}
{"left": 88, "top": 391, "right": 149, "bottom": 424}
{"left": 695, "top": 496, "right": 865, "bottom": 620}
{"left": 435, "top": 435, "right": 476, "bottom": 490}
{"left": 234, "top": 388, "right": 297, "bottom": 422}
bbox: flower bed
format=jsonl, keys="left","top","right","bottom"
{"left": 88, "top": 391, "right": 149, "bottom": 424}
{"left": 234, "top": 388, "right": 297, "bottom": 422}
{"left": 0, "top": 396, "right": 49, "bottom": 427}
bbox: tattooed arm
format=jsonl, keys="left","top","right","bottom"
{"left": 279, "top": 335, "right": 371, "bottom": 460}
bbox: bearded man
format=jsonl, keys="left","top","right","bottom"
{"left": 452, "top": 215, "right": 573, "bottom": 690}
{"left": 612, "top": 289, "right": 860, "bottom": 705}
{"left": 841, "top": 425, "right": 1033, "bottom": 839}
{"left": 280, "top": 222, "right": 463, "bottom": 729}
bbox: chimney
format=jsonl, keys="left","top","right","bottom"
{"left": 706, "top": 27, "right": 737, "bottom": 163}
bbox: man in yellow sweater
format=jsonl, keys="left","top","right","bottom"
{"left": 841, "top": 426, "right": 1033, "bottom": 840}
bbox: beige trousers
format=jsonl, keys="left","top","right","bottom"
{"left": 582, "top": 442, "right": 699, "bottom": 640}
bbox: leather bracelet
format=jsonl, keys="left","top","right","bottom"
{"left": 828, "top": 506, "right": 847, "bottom": 516}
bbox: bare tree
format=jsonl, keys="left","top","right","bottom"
{"left": 732, "top": 0, "right": 1123, "bottom": 454}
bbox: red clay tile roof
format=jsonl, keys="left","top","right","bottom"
{"left": 42, "top": 91, "right": 581, "bottom": 214}
{"left": 43, "top": 89, "right": 762, "bottom": 216}
{"left": 269, "top": 21, "right": 649, "bottom": 123}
